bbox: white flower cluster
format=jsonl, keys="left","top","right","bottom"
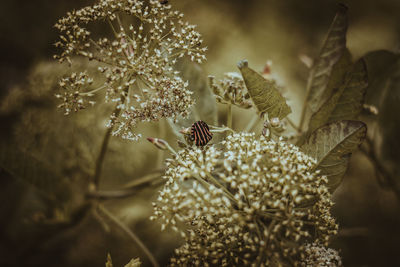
{"left": 54, "top": 0, "right": 206, "bottom": 140}
{"left": 152, "top": 132, "right": 338, "bottom": 266}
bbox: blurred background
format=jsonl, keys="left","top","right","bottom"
{"left": 1, "top": 0, "right": 400, "bottom": 266}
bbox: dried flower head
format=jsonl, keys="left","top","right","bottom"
{"left": 54, "top": 0, "right": 207, "bottom": 140}
{"left": 209, "top": 72, "right": 252, "bottom": 109}
{"left": 152, "top": 132, "right": 338, "bottom": 266}
{"left": 301, "top": 242, "right": 342, "bottom": 267}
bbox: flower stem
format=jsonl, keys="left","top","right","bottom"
{"left": 299, "top": 71, "right": 315, "bottom": 132}
{"left": 286, "top": 117, "right": 301, "bottom": 133}
{"left": 88, "top": 171, "right": 163, "bottom": 200}
{"left": 298, "top": 97, "right": 308, "bottom": 132}
{"left": 227, "top": 103, "right": 232, "bottom": 129}
{"left": 209, "top": 125, "right": 234, "bottom": 134}
{"left": 244, "top": 115, "right": 259, "bottom": 132}
{"left": 93, "top": 126, "right": 113, "bottom": 189}
{"left": 157, "top": 119, "right": 166, "bottom": 168}
{"left": 93, "top": 91, "right": 127, "bottom": 189}
{"left": 98, "top": 204, "right": 159, "bottom": 267}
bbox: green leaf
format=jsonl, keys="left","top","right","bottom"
{"left": 301, "top": 120, "right": 367, "bottom": 192}
{"left": 328, "top": 58, "right": 368, "bottom": 121}
{"left": 305, "top": 4, "right": 348, "bottom": 114}
{"left": 237, "top": 60, "right": 291, "bottom": 119}
{"left": 319, "top": 48, "right": 353, "bottom": 106}
{"left": 308, "top": 57, "right": 368, "bottom": 132}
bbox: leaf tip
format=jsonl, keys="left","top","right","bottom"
{"left": 237, "top": 60, "right": 248, "bottom": 69}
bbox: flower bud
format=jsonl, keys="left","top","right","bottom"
{"left": 147, "top": 137, "right": 168, "bottom": 150}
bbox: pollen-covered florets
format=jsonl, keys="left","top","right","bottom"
{"left": 54, "top": 0, "right": 206, "bottom": 140}
{"left": 152, "top": 132, "right": 338, "bottom": 266}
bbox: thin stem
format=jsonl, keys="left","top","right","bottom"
{"left": 93, "top": 86, "right": 129, "bottom": 189}
{"left": 98, "top": 205, "right": 159, "bottom": 267}
{"left": 299, "top": 67, "right": 315, "bottom": 132}
{"left": 80, "top": 84, "right": 107, "bottom": 96}
{"left": 88, "top": 173, "right": 163, "bottom": 200}
{"left": 123, "top": 169, "right": 164, "bottom": 189}
{"left": 107, "top": 19, "right": 119, "bottom": 38}
{"left": 157, "top": 120, "right": 166, "bottom": 169}
{"left": 209, "top": 125, "right": 234, "bottom": 134}
{"left": 227, "top": 104, "right": 232, "bottom": 129}
{"left": 93, "top": 126, "right": 114, "bottom": 189}
{"left": 244, "top": 115, "right": 259, "bottom": 133}
{"left": 286, "top": 117, "right": 301, "bottom": 133}
{"left": 204, "top": 172, "right": 237, "bottom": 204}
{"left": 298, "top": 96, "right": 308, "bottom": 132}
{"left": 92, "top": 208, "right": 110, "bottom": 232}
{"left": 164, "top": 142, "right": 178, "bottom": 157}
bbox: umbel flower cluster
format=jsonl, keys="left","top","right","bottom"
{"left": 152, "top": 132, "right": 338, "bottom": 266}
{"left": 209, "top": 72, "right": 253, "bottom": 109}
{"left": 54, "top": 0, "right": 206, "bottom": 140}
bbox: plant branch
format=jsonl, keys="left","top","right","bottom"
{"left": 88, "top": 172, "right": 163, "bottom": 200}
{"left": 98, "top": 204, "right": 159, "bottom": 267}
{"left": 93, "top": 87, "right": 129, "bottom": 189}
{"left": 298, "top": 92, "right": 309, "bottom": 132}
{"left": 93, "top": 126, "right": 114, "bottom": 189}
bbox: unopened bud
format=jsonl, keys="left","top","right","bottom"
{"left": 270, "top": 117, "right": 281, "bottom": 127}
{"left": 147, "top": 137, "right": 168, "bottom": 150}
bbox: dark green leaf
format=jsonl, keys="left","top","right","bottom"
{"left": 301, "top": 120, "right": 366, "bottom": 192}
{"left": 305, "top": 4, "right": 348, "bottom": 114}
{"left": 319, "top": 48, "right": 353, "bottom": 106}
{"left": 308, "top": 57, "right": 368, "bottom": 132}
{"left": 328, "top": 58, "right": 368, "bottom": 121}
{"left": 237, "top": 60, "right": 291, "bottom": 119}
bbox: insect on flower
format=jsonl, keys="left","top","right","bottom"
{"left": 190, "top": 120, "right": 213, "bottom": 146}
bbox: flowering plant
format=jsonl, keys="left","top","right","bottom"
{"left": 51, "top": 1, "right": 371, "bottom": 266}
